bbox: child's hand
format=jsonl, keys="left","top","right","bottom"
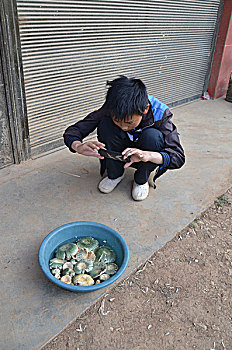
{"left": 72, "top": 141, "right": 105, "bottom": 159}
{"left": 122, "top": 148, "right": 163, "bottom": 168}
{"left": 122, "top": 148, "right": 147, "bottom": 168}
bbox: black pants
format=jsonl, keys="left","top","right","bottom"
{"left": 97, "top": 117, "right": 164, "bottom": 185}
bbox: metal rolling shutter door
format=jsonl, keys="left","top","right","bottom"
{"left": 16, "top": 0, "right": 221, "bottom": 156}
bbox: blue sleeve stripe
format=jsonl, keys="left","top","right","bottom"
{"left": 160, "top": 152, "right": 170, "bottom": 168}
{"left": 66, "top": 136, "right": 81, "bottom": 148}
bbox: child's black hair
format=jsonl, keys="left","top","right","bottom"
{"left": 105, "top": 75, "right": 149, "bottom": 121}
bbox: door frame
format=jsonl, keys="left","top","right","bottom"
{"left": 0, "top": 0, "right": 30, "bottom": 164}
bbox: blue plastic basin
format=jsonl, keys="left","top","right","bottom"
{"left": 39, "top": 221, "right": 129, "bottom": 292}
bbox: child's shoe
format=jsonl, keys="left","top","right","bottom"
{"left": 98, "top": 175, "right": 124, "bottom": 193}
{"left": 132, "top": 181, "right": 149, "bottom": 201}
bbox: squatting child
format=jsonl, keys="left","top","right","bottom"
{"left": 63, "top": 76, "right": 185, "bottom": 201}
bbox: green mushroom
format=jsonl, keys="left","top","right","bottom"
{"left": 99, "top": 273, "right": 110, "bottom": 281}
{"left": 76, "top": 237, "right": 99, "bottom": 252}
{"left": 89, "top": 262, "right": 106, "bottom": 278}
{"left": 95, "top": 246, "right": 116, "bottom": 263}
{"left": 74, "top": 259, "right": 94, "bottom": 274}
{"left": 58, "top": 243, "right": 78, "bottom": 259}
{"left": 49, "top": 258, "right": 65, "bottom": 270}
{"left": 62, "top": 268, "right": 75, "bottom": 277}
{"left": 51, "top": 268, "right": 61, "bottom": 279}
{"left": 63, "top": 262, "right": 73, "bottom": 270}
{"left": 50, "top": 263, "right": 62, "bottom": 269}
{"left": 73, "top": 274, "right": 94, "bottom": 286}
{"left": 49, "top": 258, "right": 65, "bottom": 264}
{"left": 55, "top": 249, "right": 66, "bottom": 260}
{"left": 72, "top": 248, "right": 88, "bottom": 261}
{"left": 61, "top": 275, "right": 72, "bottom": 284}
{"left": 105, "top": 263, "right": 118, "bottom": 275}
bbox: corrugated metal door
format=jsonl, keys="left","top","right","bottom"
{"left": 16, "top": 0, "right": 221, "bottom": 156}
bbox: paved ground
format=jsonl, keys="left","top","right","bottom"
{"left": 0, "top": 98, "right": 231, "bottom": 349}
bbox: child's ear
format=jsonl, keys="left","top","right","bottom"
{"left": 143, "top": 104, "right": 150, "bottom": 114}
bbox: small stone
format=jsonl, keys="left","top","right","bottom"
{"left": 198, "top": 322, "right": 207, "bottom": 330}
{"left": 110, "top": 327, "right": 114, "bottom": 332}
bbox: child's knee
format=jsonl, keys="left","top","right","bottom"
{"left": 139, "top": 128, "right": 164, "bottom": 150}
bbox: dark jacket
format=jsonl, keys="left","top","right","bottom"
{"left": 63, "top": 95, "right": 185, "bottom": 182}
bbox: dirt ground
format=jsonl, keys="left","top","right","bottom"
{"left": 43, "top": 188, "right": 232, "bottom": 350}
